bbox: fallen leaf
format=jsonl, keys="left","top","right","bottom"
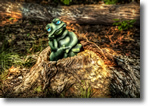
{"left": 9, "top": 66, "right": 20, "bottom": 73}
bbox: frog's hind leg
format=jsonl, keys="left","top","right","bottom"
{"left": 50, "top": 50, "right": 65, "bottom": 61}
{"left": 72, "top": 44, "right": 82, "bottom": 52}
{"left": 50, "top": 52, "right": 57, "bottom": 61}
{"left": 67, "top": 44, "right": 82, "bottom": 57}
{"left": 64, "top": 53, "right": 68, "bottom": 58}
{"left": 50, "top": 52, "right": 62, "bottom": 61}
{"left": 68, "top": 51, "right": 77, "bottom": 57}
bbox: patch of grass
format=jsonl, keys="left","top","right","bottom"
{"left": 104, "top": 0, "right": 118, "bottom": 4}
{"left": 79, "top": 80, "right": 93, "bottom": 98}
{"left": 0, "top": 51, "right": 24, "bottom": 72}
{"left": 54, "top": 0, "right": 72, "bottom": 5}
{"left": 113, "top": 19, "right": 136, "bottom": 31}
{"left": 0, "top": 37, "right": 48, "bottom": 72}
{"left": 0, "top": 70, "right": 9, "bottom": 81}
{"left": 61, "top": 0, "right": 72, "bottom": 5}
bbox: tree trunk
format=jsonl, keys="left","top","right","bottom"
{"left": 0, "top": 1, "right": 140, "bottom": 26}
{"left": 2, "top": 36, "right": 140, "bottom": 98}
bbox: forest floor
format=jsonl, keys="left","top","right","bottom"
{"left": 0, "top": 17, "right": 140, "bottom": 97}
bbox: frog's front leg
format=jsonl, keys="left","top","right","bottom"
{"left": 53, "top": 39, "right": 58, "bottom": 49}
{"left": 50, "top": 46, "right": 70, "bottom": 61}
{"left": 48, "top": 39, "right": 58, "bottom": 51}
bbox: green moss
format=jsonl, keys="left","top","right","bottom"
{"left": 34, "top": 85, "right": 42, "bottom": 93}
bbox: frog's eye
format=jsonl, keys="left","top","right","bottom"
{"left": 47, "top": 28, "right": 51, "bottom": 32}
{"left": 56, "top": 21, "right": 61, "bottom": 25}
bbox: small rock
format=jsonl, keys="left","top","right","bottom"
{"left": 7, "top": 76, "right": 13, "bottom": 80}
{"left": 18, "top": 76, "right": 23, "bottom": 79}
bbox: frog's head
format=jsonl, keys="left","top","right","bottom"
{"left": 46, "top": 18, "right": 66, "bottom": 38}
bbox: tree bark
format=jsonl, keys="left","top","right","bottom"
{"left": 0, "top": 1, "right": 140, "bottom": 25}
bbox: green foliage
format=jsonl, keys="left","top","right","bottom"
{"left": 104, "top": 0, "right": 118, "bottom": 4}
{"left": 79, "top": 80, "right": 92, "bottom": 98}
{"left": 113, "top": 19, "right": 136, "bottom": 31}
{"left": 0, "top": 51, "right": 23, "bottom": 71}
{"left": 34, "top": 85, "right": 42, "bottom": 93}
{"left": 61, "top": 0, "right": 72, "bottom": 5}
{"left": 27, "top": 33, "right": 30, "bottom": 37}
{"left": 0, "top": 70, "right": 9, "bottom": 81}
{"left": 54, "top": 0, "right": 72, "bottom": 5}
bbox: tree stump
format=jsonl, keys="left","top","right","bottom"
{"left": 2, "top": 36, "right": 140, "bottom": 98}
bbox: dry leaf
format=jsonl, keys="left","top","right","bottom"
{"left": 9, "top": 66, "right": 20, "bottom": 73}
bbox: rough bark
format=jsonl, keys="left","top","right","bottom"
{"left": 0, "top": 1, "right": 140, "bottom": 25}
{"left": 2, "top": 36, "right": 140, "bottom": 98}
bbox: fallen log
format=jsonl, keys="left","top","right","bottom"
{"left": 2, "top": 36, "right": 140, "bottom": 98}
{"left": 0, "top": 1, "right": 140, "bottom": 25}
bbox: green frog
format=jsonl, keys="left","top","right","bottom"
{"left": 46, "top": 18, "right": 82, "bottom": 61}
